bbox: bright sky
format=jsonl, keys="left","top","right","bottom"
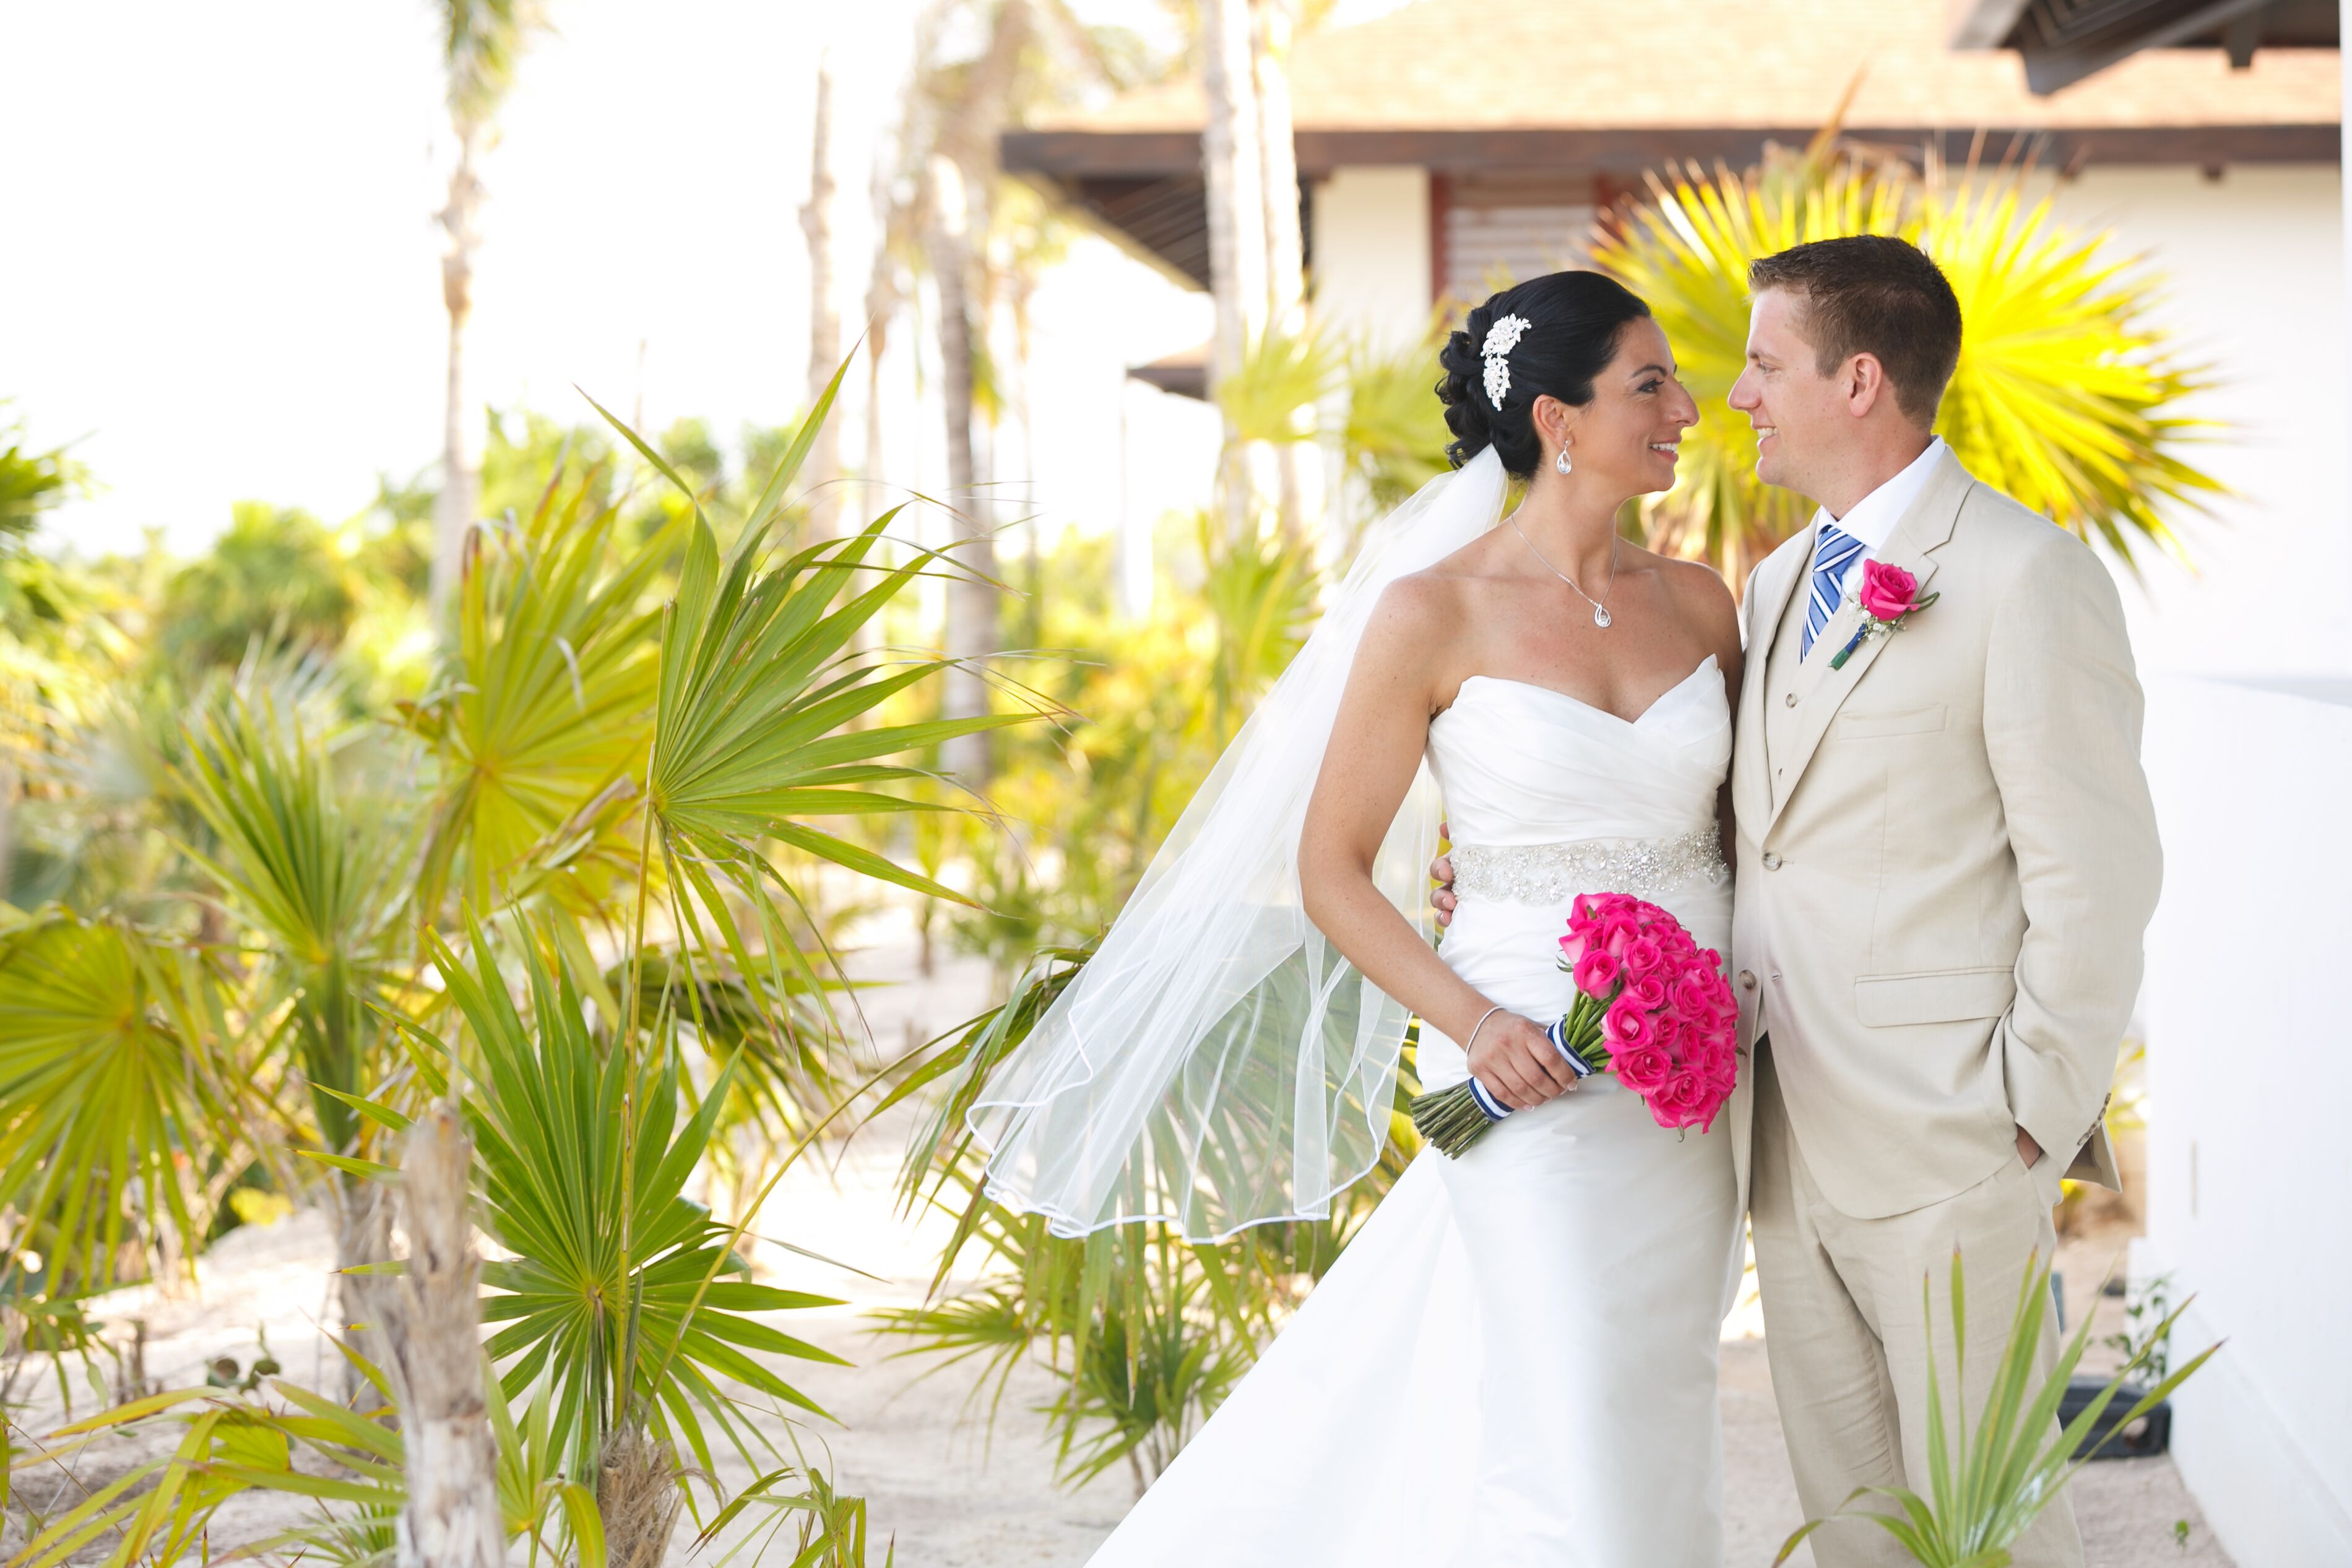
{"left": 9, "top": 0, "right": 1399, "bottom": 559}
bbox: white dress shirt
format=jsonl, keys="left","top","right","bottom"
{"left": 1804, "top": 435, "right": 1948, "bottom": 588}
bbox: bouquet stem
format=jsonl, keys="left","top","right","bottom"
{"left": 1409, "top": 993, "right": 1609, "bottom": 1158}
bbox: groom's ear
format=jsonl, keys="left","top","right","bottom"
{"left": 1840, "top": 351, "right": 1897, "bottom": 421}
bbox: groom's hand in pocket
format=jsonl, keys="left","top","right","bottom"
{"left": 1430, "top": 819, "right": 1459, "bottom": 929}
{"left": 1471, "top": 1012, "right": 1581, "bottom": 1109}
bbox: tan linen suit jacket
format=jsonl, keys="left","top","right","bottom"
{"left": 1726, "top": 449, "right": 2161, "bottom": 1221}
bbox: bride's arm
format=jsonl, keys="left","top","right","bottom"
{"left": 1299, "top": 580, "right": 1583, "bottom": 1111}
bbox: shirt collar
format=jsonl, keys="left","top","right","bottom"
{"left": 1815, "top": 436, "right": 1947, "bottom": 554}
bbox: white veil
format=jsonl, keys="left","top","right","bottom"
{"left": 966, "top": 448, "right": 1510, "bottom": 1240}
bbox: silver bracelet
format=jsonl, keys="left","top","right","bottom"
{"left": 1461, "top": 1004, "right": 1507, "bottom": 1055}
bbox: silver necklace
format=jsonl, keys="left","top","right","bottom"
{"left": 1509, "top": 517, "right": 1620, "bottom": 629}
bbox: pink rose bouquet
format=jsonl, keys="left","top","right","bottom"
{"left": 1410, "top": 892, "right": 1742, "bottom": 1157}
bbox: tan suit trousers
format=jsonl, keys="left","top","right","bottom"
{"left": 1751, "top": 1044, "right": 2082, "bottom": 1568}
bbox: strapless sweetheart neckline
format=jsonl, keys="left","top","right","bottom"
{"left": 1450, "top": 654, "right": 1719, "bottom": 730}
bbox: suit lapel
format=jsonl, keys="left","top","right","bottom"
{"left": 1738, "top": 533, "right": 1812, "bottom": 830}
{"left": 1763, "top": 451, "right": 1976, "bottom": 836}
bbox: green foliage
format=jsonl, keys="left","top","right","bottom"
{"left": 0, "top": 411, "right": 79, "bottom": 545}
{"left": 439, "top": 0, "right": 548, "bottom": 132}
{"left": 0, "top": 361, "right": 981, "bottom": 1554}
{"left": 158, "top": 502, "right": 359, "bottom": 671}
{"left": 418, "top": 925, "right": 847, "bottom": 1483}
{"left": 407, "top": 464, "right": 673, "bottom": 920}
{"left": 2, "top": 1346, "right": 605, "bottom": 1568}
{"left": 0, "top": 908, "right": 245, "bottom": 1290}
{"left": 936, "top": 515, "right": 1319, "bottom": 975}
{"left": 1343, "top": 334, "right": 1453, "bottom": 512}
{"left": 175, "top": 689, "right": 409, "bottom": 1157}
{"left": 1774, "top": 1250, "right": 2216, "bottom": 1567}
{"left": 1591, "top": 132, "right": 2222, "bottom": 580}
{"left": 1214, "top": 329, "right": 1343, "bottom": 447}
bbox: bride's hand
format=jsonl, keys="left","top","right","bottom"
{"left": 1430, "top": 819, "right": 1459, "bottom": 929}
{"left": 1468, "top": 1012, "right": 1581, "bottom": 1109}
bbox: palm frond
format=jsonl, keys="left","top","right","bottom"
{"left": 425, "top": 925, "right": 844, "bottom": 1484}
{"left": 0, "top": 910, "right": 244, "bottom": 1289}
{"left": 1591, "top": 140, "right": 2221, "bottom": 583}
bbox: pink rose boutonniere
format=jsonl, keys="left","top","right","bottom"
{"left": 1829, "top": 560, "right": 1940, "bottom": 670}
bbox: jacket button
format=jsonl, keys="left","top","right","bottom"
{"left": 1762, "top": 852, "right": 1783, "bottom": 870}
{"left": 1784, "top": 692, "right": 1798, "bottom": 707}
{"left": 1738, "top": 970, "right": 1757, "bottom": 990}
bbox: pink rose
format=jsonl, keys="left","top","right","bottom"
{"left": 1613, "top": 1042, "right": 1673, "bottom": 1092}
{"left": 1603, "top": 995, "right": 1655, "bottom": 1050}
{"left": 1624, "top": 972, "right": 1670, "bottom": 1012}
{"left": 1685, "top": 1029, "right": 1734, "bottom": 1079}
{"left": 1670, "top": 970, "right": 1718, "bottom": 1019}
{"left": 1857, "top": 559, "right": 1922, "bottom": 622}
{"left": 1622, "top": 936, "right": 1666, "bottom": 976}
{"left": 1597, "top": 916, "right": 1641, "bottom": 958}
{"left": 1658, "top": 1072, "right": 1716, "bottom": 1122}
{"left": 1572, "top": 947, "right": 1622, "bottom": 996}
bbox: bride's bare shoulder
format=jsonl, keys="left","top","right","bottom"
{"left": 1621, "top": 543, "right": 1736, "bottom": 630}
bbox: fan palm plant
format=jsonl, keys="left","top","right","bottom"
{"left": 1591, "top": 129, "right": 2222, "bottom": 585}
{"left": 174, "top": 686, "right": 414, "bottom": 1369}
{"left": 1776, "top": 1249, "right": 2215, "bottom": 1567}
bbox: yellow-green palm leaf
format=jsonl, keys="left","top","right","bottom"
{"left": 410, "top": 473, "right": 677, "bottom": 920}
{"left": 1592, "top": 142, "right": 2220, "bottom": 584}
{"left": 175, "top": 692, "right": 406, "bottom": 1155}
{"left": 0, "top": 910, "right": 243, "bottom": 1287}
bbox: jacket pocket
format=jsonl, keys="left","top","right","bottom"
{"left": 1854, "top": 965, "right": 2015, "bottom": 1027}
{"left": 1836, "top": 703, "right": 1947, "bottom": 739}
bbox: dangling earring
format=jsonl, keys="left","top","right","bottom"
{"left": 1555, "top": 447, "right": 1573, "bottom": 476}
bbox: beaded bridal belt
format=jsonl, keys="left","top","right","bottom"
{"left": 1449, "top": 829, "right": 1729, "bottom": 907}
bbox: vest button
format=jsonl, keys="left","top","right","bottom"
{"left": 1738, "top": 970, "right": 1757, "bottom": 991}
{"left": 1784, "top": 692, "right": 1798, "bottom": 707}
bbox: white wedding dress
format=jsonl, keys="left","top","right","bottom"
{"left": 1089, "top": 657, "right": 1744, "bottom": 1567}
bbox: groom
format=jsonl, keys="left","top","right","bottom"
{"left": 1438, "top": 236, "right": 2160, "bottom": 1567}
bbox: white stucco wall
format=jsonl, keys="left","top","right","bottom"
{"left": 2054, "top": 163, "right": 2352, "bottom": 1562}
{"left": 2138, "top": 679, "right": 2352, "bottom": 1567}
{"left": 1310, "top": 165, "right": 1430, "bottom": 351}
{"left": 2051, "top": 165, "right": 2352, "bottom": 676}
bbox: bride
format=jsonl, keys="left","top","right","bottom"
{"left": 969, "top": 270, "right": 1745, "bottom": 1564}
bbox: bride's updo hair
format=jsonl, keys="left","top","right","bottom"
{"left": 1437, "top": 270, "right": 1653, "bottom": 476}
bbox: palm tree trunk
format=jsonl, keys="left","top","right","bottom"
{"left": 1253, "top": 0, "right": 1310, "bottom": 541}
{"left": 800, "top": 61, "right": 842, "bottom": 540}
{"left": 1203, "top": 0, "right": 1268, "bottom": 543}
{"left": 928, "top": 155, "right": 997, "bottom": 785}
{"left": 331, "top": 1173, "right": 390, "bottom": 1405}
{"left": 431, "top": 130, "right": 484, "bottom": 626}
{"left": 387, "top": 1105, "right": 501, "bottom": 1568}
{"left": 923, "top": 1, "right": 1032, "bottom": 786}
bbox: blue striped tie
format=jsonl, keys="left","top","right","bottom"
{"left": 1801, "top": 522, "right": 1865, "bottom": 660}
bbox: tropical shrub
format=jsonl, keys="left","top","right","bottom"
{"left": 0, "top": 365, "right": 987, "bottom": 1560}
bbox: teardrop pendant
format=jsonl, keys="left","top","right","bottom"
{"left": 1593, "top": 605, "right": 1612, "bottom": 629}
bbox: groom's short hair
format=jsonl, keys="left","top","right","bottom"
{"left": 1747, "top": 237, "right": 1963, "bottom": 429}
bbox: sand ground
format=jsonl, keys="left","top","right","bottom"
{"left": 10, "top": 928, "right": 2233, "bottom": 1565}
